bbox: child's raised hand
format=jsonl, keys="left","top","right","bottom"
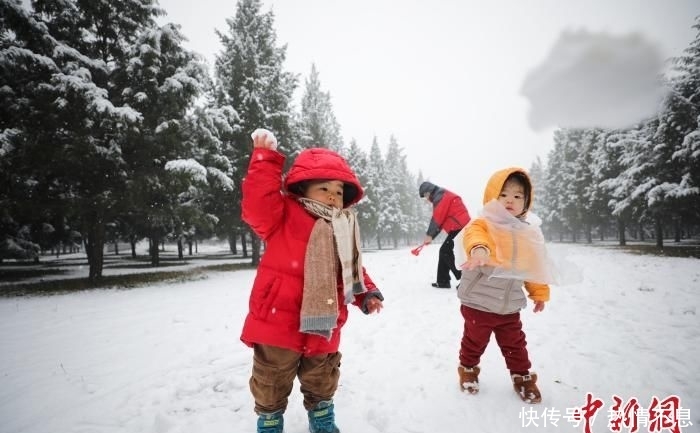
{"left": 250, "top": 128, "right": 278, "bottom": 150}
{"left": 366, "top": 297, "right": 383, "bottom": 314}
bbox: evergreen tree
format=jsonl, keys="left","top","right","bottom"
{"left": 404, "top": 172, "right": 425, "bottom": 244}
{"left": 414, "top": 171, "right": 433, "bottom": 243}
{"left": 0, "top": 0, "right": 46, "bottom": 261}
{"left": 183, "top": 105, "right": 241, "bottom": 254}
{"left": 344, "top": 139, "right": 372, "bottom": 245}
{"left": 112, "top": 23, "right": 209, "bottom": 266}
{"left": 382, "top": 136, "right": 409, "bottom": 247}
{"left": 661, "top": 16, "right": 700, "bottom": 241}
{"left": 366, "top": 137, "right": 388, "bottom": 249}
{"left": 299, "top": 63, "right": 344, "bottom": 152}
{"left": 541, "top": 129, "right": 586, "bottom": 240}
{"left": 214, "top": 0, "right": 296, "bottom": 264}
{"left": 605, "top": 123, "right": 655, "bottom": 241}
{"left": 0, "top": 0, "right": 153, "bottom": 278}
{"left": 588, "top": 130, "right": 622, "bottom": 241}
{"left": 575, "top": 129, "right": 600, "bottom": 242}
{"left": 528, "top": 157, "right": 545, "bottom": 209}
{"left": 644, "top": 108, "right": 692, "bottom": 247}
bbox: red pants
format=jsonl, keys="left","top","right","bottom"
{"left": 459, "top": 305, "right": 531, "bottom": 374}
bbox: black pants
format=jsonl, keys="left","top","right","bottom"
{"left": 436, "top": 230, "right": 462, "bottom": 286}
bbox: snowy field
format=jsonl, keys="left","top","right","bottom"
{"left": 0, "top": 242, "right": 698, "bottom": 433}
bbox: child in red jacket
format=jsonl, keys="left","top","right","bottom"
{"left": 241, "top": 128, "right": 384, "bottom": 433}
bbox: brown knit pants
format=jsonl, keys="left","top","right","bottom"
{"left": 250, "top": 344, "right": 342, "bottom": 414}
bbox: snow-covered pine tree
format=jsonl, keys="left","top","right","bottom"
{"left": 606, "top": 123, "right": 657, "bottom": 242}
{"left": 382, "top": 136, "right": 409, "bottom": 248}
{"left": 574, "top": 129, "right": 600, "bottom": 243}
{"left": 45, "top": 0, "right": 164, "bottom": 277}
{"left": 0, "top": 0, "right": 45, "bottom": 261}
{"left": 396, "top": 146, "right": 423, "bottom": 245}
{"left": 344, "top": 139, "right": 372, "bottom": 246}
{"left": 541, "top": 129, "right": 585, "bottom": 241}
{"left": 0, "top": 0, "right": 153, "bottom": 278}
{"left": 528, "top": 157, "right": 545, "bottom": 211}
{"left": 214, "top": 0, "right": 297, "bottom": 265}
{"left": 414, "top": 170, "right": 433, "bottom": 243}
{"left": 597, "top": 130, "right": 632, "bottom": 245}
{"left": 539, "top": 18, "right": 700, "bottom": 245}
{"left": 299, "top": 63, "right": 344, "bottom": 153}
{"left": 585, "top": 131, "right": 620, "bottom": 241}
{"left": 112, "top": 22, "right": 209, "bottom": 266}
{"left": 660, "top": 15, "right": 700, "bottom": 242}
{"left": 181, "top": 105, "right": 241, "bottom": 255}
{"left": 366, "top": 137, "right": 389, "bottom": 249}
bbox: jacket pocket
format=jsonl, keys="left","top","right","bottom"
{"left": 250, "top": 273, "right": 283, "bottom": 320}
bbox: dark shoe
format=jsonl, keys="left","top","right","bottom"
{"left": 431, "top": 282, "right": 451, "bottom": 288}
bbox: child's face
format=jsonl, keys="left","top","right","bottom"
{"left": 304, "top": 180, "right": 345, "bottom": 209}
{"left": 498, "top": 179, "right": 526, "bottom": 217}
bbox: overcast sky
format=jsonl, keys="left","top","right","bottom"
{"left": 157, "top": 0, "right": 699, "bottom": 211}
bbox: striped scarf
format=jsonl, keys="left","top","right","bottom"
{"left": 298, "top": 198, "right": 366, "bottom": 339}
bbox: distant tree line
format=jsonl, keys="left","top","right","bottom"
{"left": 0, "top": 0, "right": 431, "bottom": 280}
{"left": 531, "top": 17, "right": 700, "bottom": 248}
{"left": 2, "top": 0, "right": 698, "bottom": 282}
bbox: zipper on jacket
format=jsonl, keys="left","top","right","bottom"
{"left": 462, "top": 271, "right": 483, "bottom": 296}
{"left": 500, "top": 279, "right": 517, "bottom": 314}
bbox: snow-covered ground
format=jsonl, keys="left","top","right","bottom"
{"left": 0, "top": 242, "right": 698, "bottom": 433}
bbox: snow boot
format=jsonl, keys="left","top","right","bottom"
{"left": 257, "top": 411, "right": 284, "bottom": 433}
{"left": 511, "top": 372, "right": 542, "bottom": 404}
{"left": 307, "top": 400, "right": 340, "bottom": 433}
{"left": 432, "top": 282, "right": 451, "bottom": 288}
{"left": 458, "top": 365, "right": 480, "bottom": 394}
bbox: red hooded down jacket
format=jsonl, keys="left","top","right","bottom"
{"left": 241, "top": 147, "right": 382, "bottom": 356}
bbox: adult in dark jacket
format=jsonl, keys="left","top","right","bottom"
{"left": 419, "top": 181, "right": 471, "bottom": 288}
